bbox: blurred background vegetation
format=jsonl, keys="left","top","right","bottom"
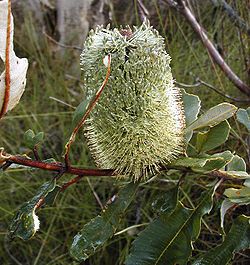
{"left": 0, "top": 0, "right": 249, "bottom": 264}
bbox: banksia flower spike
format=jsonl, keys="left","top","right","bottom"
{"left": 81, "top": 21, "right": 185, "bottom": 181}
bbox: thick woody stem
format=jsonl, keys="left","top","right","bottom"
{"left": 0, "top": 0, "right": 11, "bottom": 119}
{"left": 174, "top": 0, "right": 250, "bottom": 96}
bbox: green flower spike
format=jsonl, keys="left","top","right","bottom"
{"left": 81, "top": 21, "right": 185, "bottom": 181}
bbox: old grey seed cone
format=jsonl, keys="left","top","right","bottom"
{"left": 81, "top": 21, "right": 186, "bottom": 181}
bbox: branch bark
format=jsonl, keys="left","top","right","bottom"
{"left": 211, "top": 0, "right": 250, "bottom": 36}
{"left": 169, "top": 0, "right": 250, "bottom": 97}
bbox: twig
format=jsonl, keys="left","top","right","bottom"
{"left": 211, "top": 0, "right": 250, "bottom": 36}
{"left": 61, "top": 175, "right": 82, "bottom": 191}
{"left": 49, "top": 96, "right": 76, "bottom": 109}
{"left": 33, "top": 145, "right": 40, "bottom": 160}
{"left": 137, "top": 0, "right": 150, "bottom": 21}
{"left": 0, "top": 0, "right": 11, "bottom": 119}
{"left": 64, "top": 54, "right": 111, "bottom": 168}
{"left": 175, "top": 79, "right": 250, "bottom": 102}
{"left": 168, "top": 0, "right": 250, "bottom": 97}
{"left": 87, "top": 177, "right": 104, "bottom": 210}
{"left": 7, "top": 154, "right": 114, "bottom": 177}
{"left": 42, "top": 30, "right": 82, "bottom": 51}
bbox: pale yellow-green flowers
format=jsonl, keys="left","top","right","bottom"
{"left": 81, "top": 21, "right": 185, "bottom": 181}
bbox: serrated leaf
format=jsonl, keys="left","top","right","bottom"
{"left": 8, "top": 179, "right": 57, "bottom": 240}
{"left": 186, "top": 103, "right": 237, "bottom": 132}
{"left": 70, "top": 182, "right": 138, "bottom": 262}
{"left": 195, "top": 121, "right": 230, "bottom": 153}
{"left": 236, "top": 107, "right": 250, "bottom": 132}
{"left": 125, "top": 183, "right": 219, "bottom": 265}
{"left": 227, "top": 155, "right": 246, "bottom": 171}
{"left": 0, "top": 0, "right": 28, "bottom": 114}
{"left": 192, "top": 215, "right": 250, "bottom": 265}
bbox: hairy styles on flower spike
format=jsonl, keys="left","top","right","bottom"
{"left": 81, "top": 21, "right": 185, "bottom": 181}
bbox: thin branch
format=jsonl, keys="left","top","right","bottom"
{"left": 42, "top": 30, "right": 82, "bottom": 51}
{"left": 64, "top": 54, "right": 111, "bottom": 168}
{"left": 169, "top": 0, "right": 250, "bottom": 97}
{"left": 33, "top": 145, "right": 40, "bottom": 160}
{"left": 7, "top": 154, "right": 114, "bottom": 176}
{"left": 61, "top": 175, "right": 82, "bottom": 191}
{"left": 211, "top": 0, "right": 250, "bottom": 36}
{"left": 175, "top": 79, "right": 250, "bottom": 103}
{"left": 0, "top": 0, "right": 11, "bottom": 119}
{"left": 86, "top": 177, "right": 104, "bottom": 210}
{"left": 137, "top": 0, "right": 150, "bottom": 21}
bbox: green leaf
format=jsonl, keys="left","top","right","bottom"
{"left": 24, "top": 129, "right": 44, "bottom": 149}
{"left": 220, "top": 170, "right": 250, "bottom": 179}
{"left": 236, "top": 107, "right": 250, "bottom": 132}
{"left": 8, "top": 180, "right": 57, "bottom": 240}
{"left": 182, "top": 90, "right": 201, "bottom": 142}
{"left": 70, "top": 182, "right": 138, "bottom": 262}
{"left": 33, "top": 132, "right": 44, "bottom": 145}
{"left": 172, "top": 151, "right": 233, "bottom": 172}
{"left": 200, "top": 151, "right": 233, "bottom": 172}
{"left": 151, "top": 185, "right": 179, "bottom": 214}
{"left": 192, "top": 215, "right": 250, "bottom": 265}
{"left": 125, "top": 183, "right": 219, "bottom": 265}
{"left": 173, "top": 156, "right": 223, "bottom": 168}
{"left": 186, "top": 103, "right": 237, "bottom": 132}
{"left": 182, "top": 89, "right": 201, "bottom": 126}
{"left": 244, "top": 179, "right": 250, "bottom": 188}
{"left": 224, "top": 186, "right": 250, "bottom": 204}
{"left": 195, "top": 121, "right": 230, "bottom": 153}
{"left": 227, "top": 155, "right": 246, "bottom": 171}
{"left": 44, "top": 185, "right": 61, "bottom": 206}
{"left": 72, "top": 99, "right": 89, "bottom": 127}
{"left": 220, "top": 199, "right": 235, "bottom": 229}
{"left": 24, "top": 129, "right": 35, "bottom": 149}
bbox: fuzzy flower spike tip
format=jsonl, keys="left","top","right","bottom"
{"left": 81, "top": 21, "right": 185, "bottom": 181}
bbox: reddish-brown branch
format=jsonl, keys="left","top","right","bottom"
{"left": 8, "top": 155, "right": 114, "bottom": 176}
{"left": 64, "top": 54, "right": 111, "bottom": 168}
{"left": 61, "top": 175, "right": 83, "bottom": 191}
{"left": 4, "top": 153, "right": 244, "bottom": 184}
{"left": 0, "top": 0, "right": 11, "bottom": 119}
{"left": 172, "top": 0, "right": 250, "bottom": 97}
